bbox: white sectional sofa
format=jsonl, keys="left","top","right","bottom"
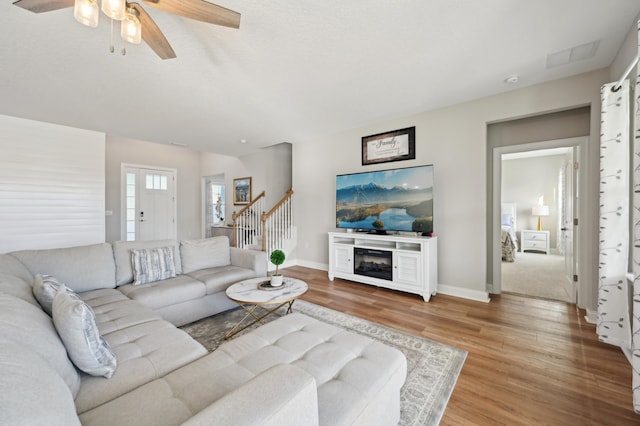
{"left": 0, "top": 236, "right": 407, "bottom": 425}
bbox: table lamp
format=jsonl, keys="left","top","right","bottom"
{"left": 532, "top": 205, "right": 550, "bottom": 231}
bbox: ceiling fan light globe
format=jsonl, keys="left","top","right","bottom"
{"left": 101, "top": 0, "right": 126, "bottom": 21}
{"left": 74, "top": 0, "right": 99, "bottom": 28}
{"left": 121, "top": 11, "right": 142, "bottom": 44}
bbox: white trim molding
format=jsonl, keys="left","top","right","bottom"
{"left": 437, "top": 284, "right": 491, "bottom": 303}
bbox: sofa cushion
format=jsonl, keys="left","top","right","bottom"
{"left": 32, "top": 274, "right": 66, "bottom": 315}
{"left": 0, "top": 338, "right": 80, "bottom": 426}
{"left": 0, "top": 254, "right": 37, "bottom": 306}
{"left": 79, "top": 363, "right": 317, "bottom": 426}
{"left": 75, "top": 319, "right": 207, "bottom": 414}
{"left": 52, "top": 286, "right": 117, "bottom": 379}
{"left": 0, "top": 274, "right": 38, "bottom": 307}
{"left": 112, "top": 240, "right": 182, "bottom": 286}
{"left": 230, "top": 247, "right": 268, "bottom": 277}
{"left": 80, "top": 289, "right": 161, "bottom": 335}
{"left": 118, "top": 275, "right": 206, "bottom": 310}
{"left": 0, "top": 253, "right": 33, "bottom": 283}
{"left": 131, "top": 246, "right": 177, "bottom": 285}
{"left": 10, "top": 243, "right": 116, "bottom": 292}
{"left": 180, "top": 237, "right": 231, "bottom": 274}
{"left": 187, "top": 265, "right": 258, "bottom": 294}
{"left": 0, "top": 293, "right": 81, "bottom": 397}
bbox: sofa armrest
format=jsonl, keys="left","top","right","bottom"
{"left": 230, "top": 247, "right": 268, "bottom": 277}
{"left": 181, "top": 364, "right": 318, "bottom": 426}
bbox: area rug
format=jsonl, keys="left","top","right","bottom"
{"left": 181, "top": 300, "right": 467, "bottom": 425}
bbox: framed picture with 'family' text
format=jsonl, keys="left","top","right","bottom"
{"left": 361, "top": 126, "right": 416, "bottom": 165}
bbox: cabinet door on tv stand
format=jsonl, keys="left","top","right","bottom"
{"left": 393, "top": 251, "right": 422, "bottom": 288}
{"left": 333, "top": 245, "right": 353, "bottom": 274}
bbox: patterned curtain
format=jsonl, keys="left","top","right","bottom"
{"left": 597, "top": 79, "right": 630, "bottom": 349}
{"left": 633, "top": 18, "right": 640, "bottom": 414}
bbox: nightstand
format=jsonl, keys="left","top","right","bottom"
{"left": 520, "top": 230, "right": 550, "bottom": 254}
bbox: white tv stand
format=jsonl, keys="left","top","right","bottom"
{"left": 328, "top": 232, "right": 438, "bottom": 301}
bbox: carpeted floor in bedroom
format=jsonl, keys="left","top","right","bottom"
{"left": 501, "top": 251, "right": 573, "bottom": 302}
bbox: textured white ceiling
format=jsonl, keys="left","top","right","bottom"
{"left": 1, "top": 0, "right": 639, "bottom": 156}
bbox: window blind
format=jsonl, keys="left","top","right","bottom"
{"left": 0, "top": 115, "right": 106, "bottom": 253}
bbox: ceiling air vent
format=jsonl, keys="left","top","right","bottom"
{"left": 546, "top": 40, "right": 600, "bottom": 69}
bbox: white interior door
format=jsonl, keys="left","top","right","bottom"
{"left": 561, "top": 148, "right": 578, "bottom": 302}
{"left": 561, "top": 163, "right": 574, "bottom": 279}
{"left": 122, "top": 166, "right": 176, "bottom": 241}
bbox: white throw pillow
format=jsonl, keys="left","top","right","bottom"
{"left": 180, "top": 237, "right": 231, "bottom": 273}
{"left": 52, "top": 285, "right": 117, "bottom": 378}
{"left": 131, "top": 246, "right": 177, "bottom": 285}
{"left": 33, "top": 274, "right": 71, "bottom": 316}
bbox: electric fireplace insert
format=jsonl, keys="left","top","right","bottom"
{"left": 353, "top": 247, "right": 392, "bottom": 281}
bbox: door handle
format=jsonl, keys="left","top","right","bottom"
{"left": 561, "top": 227, "right": 568, "bottom": 231}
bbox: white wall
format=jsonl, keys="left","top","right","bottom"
{"left": 237, "top": 143, "right": 293, "bottom": 209}
{"left": 609, "top": 14, "right": 639, "bottom": 84}
{"left": 0, "top": 115, "right": 105, "bottom": 252}
{"left": 105, "top": 137, "right": 202, "bottom": 242}
{"left": 201, "top": 143, "right": 293, "bottom": 224}
{"left": 293, "top": 68, "right": 607, "bottom": 307}
{"left": 502, "top": 155, "right": 565, "bottom": 248}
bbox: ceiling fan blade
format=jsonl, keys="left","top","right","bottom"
{"left": 142, "top": 0, "right": 240, "bottom": 29}
{"left": 13, "top": 0, "right": 73, "bottom": 13}
{"left": 130, "top": 3, "right": 176, "bottom": 60}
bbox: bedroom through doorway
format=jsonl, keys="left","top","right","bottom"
{"left": 499, "top": 144, "right": 579, "bottom": 303}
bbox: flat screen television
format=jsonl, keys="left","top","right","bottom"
{"left": 336, "top": 164, "right": 434, "bottom": 234}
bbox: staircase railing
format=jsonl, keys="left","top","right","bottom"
{"left": 231, "top": 191, "right": 265, "bottom": 249}
{"left": 261, "top": 189, "right": 294, "bottom": 254}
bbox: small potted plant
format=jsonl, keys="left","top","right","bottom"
{"left": 269, "top": 249, "right": 286, "bottom": 287}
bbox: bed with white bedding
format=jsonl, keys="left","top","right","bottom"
{"left": 501, "top": 203, "right": 518, "bottom": 262}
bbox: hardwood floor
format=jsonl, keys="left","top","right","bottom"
{"left": 282, "top": 265, "right": 637, "bottom": 425}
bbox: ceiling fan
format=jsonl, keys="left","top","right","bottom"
{"left": 13, "top": 0, "right": 241, "bottom": 59}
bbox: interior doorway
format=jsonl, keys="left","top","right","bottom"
{"left": 203, "top": 174, "right": 226, "bottom": 237}
{"left": 491, "top": 137, "right": 584, "bottom": 303}
{"left": 500, "top": 146, "right": 578, "bottom": 302}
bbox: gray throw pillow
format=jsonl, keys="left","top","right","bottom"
{"left": 33, "top": 274, "right": 70, "bottom": 316}
{"left": 52, "top": 285, "right": 117, "bottom": 379}
{"left": 131, "top": 246, "right": 177, "bottom": 285}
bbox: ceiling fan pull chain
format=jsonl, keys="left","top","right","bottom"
{"left": 109, "top": 18, "right": 115, "bottom": 54}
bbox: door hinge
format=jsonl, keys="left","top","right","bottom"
{"left": 573, "top": 218, "right": 578, "bottom": 226}
{"left": 574, "top": 162, "right": 579, "bottom": 170}
{"left": 573, "top": 274, "right": 578, "bottom": 282}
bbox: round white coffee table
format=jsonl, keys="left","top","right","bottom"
{"left": 224, "top": 277, "right": 308, "bottom": 339}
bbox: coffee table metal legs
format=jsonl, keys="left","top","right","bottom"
{"left": 224, "top": 300, "right": 296, "bottom": 340}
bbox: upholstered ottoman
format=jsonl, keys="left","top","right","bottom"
{"left": 221, "top": 312, "right": 408, "bottom": 425}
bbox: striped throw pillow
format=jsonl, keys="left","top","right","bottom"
{"left": 131, "top": 246, "right": 177, "bottom": 285}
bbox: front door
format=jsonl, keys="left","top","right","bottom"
{"left": 122, "top": 166, "right": 176, "bottom": 241}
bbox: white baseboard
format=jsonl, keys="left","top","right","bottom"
{"left": 437, "top": 284, "right": 490, "bottom": 303}
{"left": 584, "top": 309, "right": 597, "bottom": 324}
{"left": 268, "top": 259, "right": 298, "bottom": 272}
{"left": 294, "top": 259, "right": 328, "bottom": 271}
{"left": 288, "top": 261, "right": 490, "bottom": 303}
